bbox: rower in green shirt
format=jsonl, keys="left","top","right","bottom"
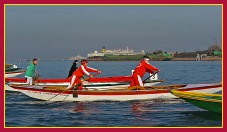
{"left": 25, "top": 58, "right": 38, "bottom": 85}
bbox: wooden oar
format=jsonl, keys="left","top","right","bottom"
{"left": 69, "top": 72, "right": 100, "bottom": 90}
{"left": 46, "top": 84, "right": 79, "bottom": 101}
{"left": 46, "top": 78, "right": 90, "bottom": 101}
{"left": 91, "top": 72, "right": 101, "bottom": 77}
{"left": 128, "top": 86, "right": 146, "bottom": 90}
{"left": 127, "top": 72, "right": 160, "bottom": 90}
{"left": 47, "top": 73, "right": 101, "bottom": 101}
{"left": 143, "top": 71, "right": 159, "bottom": 83}
{"left": 128, "top": 84, "right": 186, "bottom": 91}
{"left": 148, "top": 84, "right": 187, "bottom": 90}
{"left": 44, "top": 86, "right": 67, "bottom": 91}
{"left": 33, "top": 71, "right": 41, "bottom": 85}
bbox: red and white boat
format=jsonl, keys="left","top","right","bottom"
{"left": 5, "top": 75, "right": 164, "bottom": 91}
{"left": 8, "top": 82, "right": 222, "bottom": 102}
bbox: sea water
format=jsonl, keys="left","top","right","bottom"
{"left": 5, "top": 60, "right": 222, "bottom": 127}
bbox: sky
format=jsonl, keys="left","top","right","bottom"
{"left": 5, "top": 5, "right": 222, "bottom": 60}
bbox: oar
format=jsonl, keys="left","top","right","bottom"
{"left": 47, "top": 73, "right": 101, "bottom": 101}
{"left": 47, "top": 89, "right": 76, "bottom": 101}
{"left": 47, "top": 80, "right": 87, "bottom": 101}
{"left": 143, "top": 71, "right": 159, "bottom": 83}
{"left": 32, "top": 71, "right": 41, "bottom": 85}
{"left": 149, "top": 84, "right": 187, "bottom": 90}
{"left": 67, "top": 73, "right": 101, "bottom": 98}
{"left": 91, "top": 72, "right": 101, "bottom": 77}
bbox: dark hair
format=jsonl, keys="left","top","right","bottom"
{"left": 32, "top": 58, "right": 38, "bottom": 62}
{"left": 81, "top": 59, "right": 88, "bottom": 64}
{"left": 143, "top": 55, "right": 150, "bottom": 59}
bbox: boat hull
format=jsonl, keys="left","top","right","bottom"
{"left": 9, "top": 83, "right": 222, "bottom": 102}
{"left": 184, "top": 98, "right": 222, "bottom": 113}
{"left": 170, "top": 89, "right": 222, "bottom": 113}
{"left": 5, "top": 81, "right": 162, "bottom": 92}
{"left": 5, "top": 68, "right": 21, "bottom": 72}
{"left": 5, "top": 70, "right": 25, "bottom": 78}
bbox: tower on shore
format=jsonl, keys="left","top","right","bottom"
{"left": 101, "top": 46, "right": 106, "bottom": 53}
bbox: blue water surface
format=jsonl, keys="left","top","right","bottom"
{"left": 5, "top": 60, "right": 222, "bottom": 127}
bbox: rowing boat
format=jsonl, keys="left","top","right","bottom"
{"left": 5, "top": 76, "right": 164, "bottom": 91}
{"left": 170, "top": 89, "right": 222, "bottom": 113}
{"left": 5, "top": 70, "right": 26, "bottom": 78}
{"left": 5, "top": 64, "right": 21, "bottom": 72}
{"left": 8, "top": 82, "right": 222, "bottom": 102}
{"left": 5, "top": 64, "right": 25, "bottom": 78}
{"left": 5, "top": 68, "right": 22, "bottom": 72}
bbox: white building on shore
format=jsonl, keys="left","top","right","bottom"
{"left": 88, "top": 46, "right": 145, "bottom": 57}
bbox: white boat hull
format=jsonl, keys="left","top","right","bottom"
{"left": 5, "top": 81, "right": 162, "bottom": 91}
{"left": 5, "top": 71, "right": 24, "bottom": 78}
{"left": 10, "top": 83, "right": 222, "bottom": 102}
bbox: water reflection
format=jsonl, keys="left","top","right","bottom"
{"left": 73, "top": 102, "right": 85, "bottom": 112}
{"left": 129, "top": 99, "right": 222, "bottom": 127}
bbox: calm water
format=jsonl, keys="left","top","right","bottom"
{"left": 5, "top": 60, "right": 222, "bottom": 127}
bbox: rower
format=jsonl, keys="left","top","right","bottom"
{"left": 129, "top": 55, "right": 160, "bottom": 89}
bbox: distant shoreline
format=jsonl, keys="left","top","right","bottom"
{"left": 6, "top": 57, "right": 222, "bottom": 61}
{"left": 86, "top": 57, "right": 222, "bottom": 61}
{"left": 171, "top": 57, "right": 222, "bottom": 61}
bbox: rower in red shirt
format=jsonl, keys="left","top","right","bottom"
{"left": 129, "top": 55, "right": 160, "bottom": 89}
{"left": 67, "top": 59, "right": 102, "bottom": 90}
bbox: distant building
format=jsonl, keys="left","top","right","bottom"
{"left": 87, "top": 46, "right": 145, "bottom": 57}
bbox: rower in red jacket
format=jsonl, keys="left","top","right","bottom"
{"left": 67, "top": 59, "right": 102, "bottom": 90}
{"left": 129, "top": 55, "right": 159, "bottom": 89}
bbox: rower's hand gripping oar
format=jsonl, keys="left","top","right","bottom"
{"left": 62, "top": 72, "right": 101, "bottom": 100}
{"left": 68, "top": 72, "right": 101, "bottom": 90}
{"left": 143, "top": 71, "right": 159, "bottom": 83}
{"left": 89, "top": 72, "right": 101, "bottom": 78}
{"left": 128, "top": 71, "right": 159, "bottom": 91}
{"left": 32, "top": 71, "right": 41, "bottom": 85}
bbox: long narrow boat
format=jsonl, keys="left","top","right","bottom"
{"left": 8, "top": 82, "right": 222, "bottom": 102}
{"left": 5, "top": 67, "right": 22, "bottom": 72}
{"left": 5, "top": 64, "right": 21, "bottom": 72}
{"left": 5, "top": 76, "right": 164, "bottom": 91}
{"left": 5, "top": 64, "right": 24, "bottom": 77}
{"left": 5, "top": 70, "right": 26, "bottom": 78}
{"left": 170, "top": 89, "right": 222, "bottom": 113}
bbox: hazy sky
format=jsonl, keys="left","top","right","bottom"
{"left": 5, "top": 5, "right": 222, "bottom": 60}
